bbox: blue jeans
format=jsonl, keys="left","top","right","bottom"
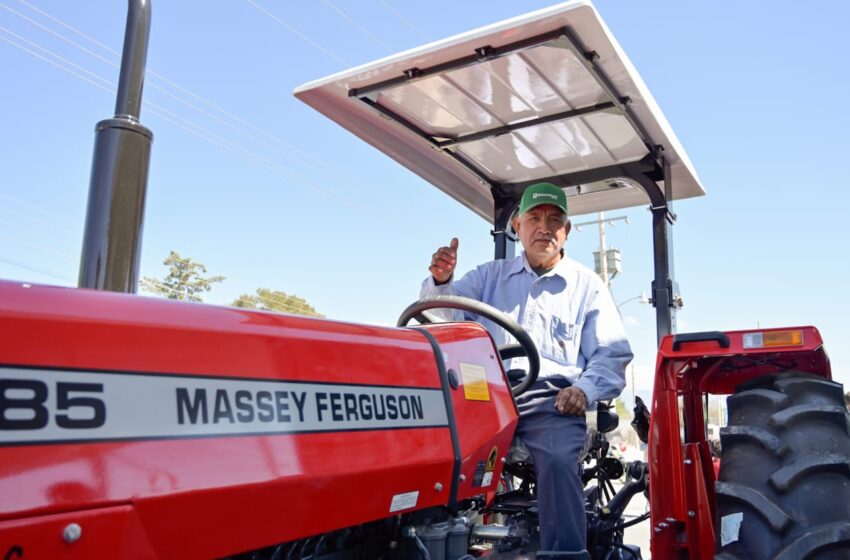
{"left": 516, "top": 379, "right": 588, "bottom": 552}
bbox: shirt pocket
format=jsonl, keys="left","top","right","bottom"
{"left": 546, "top": 316, "right": 576, "bottom": 363}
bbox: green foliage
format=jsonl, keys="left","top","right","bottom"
{"left": 141, "top": 251, "right": 320, "bottom": 317}
{"left": 232, "top": 288, "right": 322, "bottom": 318}
{"left": 141, "top": 250, "right": 225, "bottom": 302}
{"left": 614, "top": 398, "right": 633, "bottom": 421}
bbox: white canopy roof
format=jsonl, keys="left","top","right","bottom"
{"left": 295, "top": 1, "right": 705, "bottom": 221}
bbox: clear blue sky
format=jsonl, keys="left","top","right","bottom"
{"left": 2, "top": 0, "right": 850, "bottom": 395}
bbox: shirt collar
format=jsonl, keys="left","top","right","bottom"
{"left": 509, "top": 252, "right": 573, "bottom": 279}
{"left": 507, "top": 254, "right": 528, "bottom": 277}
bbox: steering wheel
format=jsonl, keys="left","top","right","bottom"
{"left": 396, "top": 295, "right": 539, "bottom": 397}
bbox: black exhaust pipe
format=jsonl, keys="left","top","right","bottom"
{"left": 79, "top": 0, "right": 152, "bottom": 293}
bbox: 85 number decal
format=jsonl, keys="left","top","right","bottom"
{"left": 0, "top": 379, "right": 106, "bottom": 430}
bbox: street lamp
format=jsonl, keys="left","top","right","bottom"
{"left": 617, "top": 291, "right": 649, "bottom": 309}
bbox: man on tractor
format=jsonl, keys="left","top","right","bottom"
{"left": 421, "top": 182, "right": 633, "bottom": 554}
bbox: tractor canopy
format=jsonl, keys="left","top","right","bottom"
{"left": 295, "top": 0, "right": 706, "bottom": 342}
{"left": 294, "top": 0, "right": 705, "bottom": 222}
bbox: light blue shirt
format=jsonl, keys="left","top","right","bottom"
{"left": 420, "top": 253, "right": 632, "bottom": 405}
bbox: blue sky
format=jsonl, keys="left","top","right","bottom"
{"left": 2, "top": 0, "right": 849, "bottom": 395}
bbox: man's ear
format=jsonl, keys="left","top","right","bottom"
{"left": 565, "top": 220, "right": 572, "bottom": 238}
{"left": 511, "top": 215, "right": 521, "bottom": 234}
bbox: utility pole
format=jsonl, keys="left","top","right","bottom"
{"left": 598, "top": 211, "right": 608, "bottom": 287}
{"left": 573, "top": 212, "right": 628, "bottom": 286}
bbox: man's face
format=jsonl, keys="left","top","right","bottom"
{"left": 512, "top": 204, "right": 570, "bottom": 269}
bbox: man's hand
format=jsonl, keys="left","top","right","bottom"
{"left": 429, "top": 238, "right": 459, "bottom": 285}
{"left": 555, "top": 386, "right": 587, "bottom": 416}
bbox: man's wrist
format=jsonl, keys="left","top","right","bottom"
{"left": 571, "top": 382, "right": 594, "bottom": 406}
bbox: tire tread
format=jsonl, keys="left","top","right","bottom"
{"left": 720, "top": 426, "right": 789, "bottom": 457}
{"left": 769, "top": 454, "right": 850, "bottom": 492}
{"left": 774, "top": 522, "right": 850, "bottom": 560}
{"left": 716, "top": 373, "right": 850, "bottom": 559}
{"left": 727, "top": 389, "right": 789, "bottom": 415}
{"left": 769, "top": 404, "right": 847, "bottom": 429}
{"left": 715, "top": 481, "right": 792, "bottom": 532}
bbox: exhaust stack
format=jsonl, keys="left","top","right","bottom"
{"left": 79, "top": 0, "right": 152, "bottom": 293}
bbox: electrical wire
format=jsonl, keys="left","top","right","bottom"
{"left": 0, "top": 216, "right": 79, "bottom": 251}
{"left": 243, "top": 0, "right": 350, "bottom": 66}
{"left": 318, "top": 0, "right": 394, "bottom": 52}
{"left": 0, "top": 239, "right": 318, "bottom": 315}
{"left": 0, "top": 203, "right": 78, "bottom": 234}
{"left": 0, "top": 257, "right": 72, "bottom": 282}
{"left": 5, "top": 1, "right": 379, "bottom": 194}
{"left": 0, "top": 1, "right": 421, "bottom": 314}
{"left": 0, "top": 232, "right": 76, "bottom": 260}
{"left": 0, "top": 28, "right": 365, "bottom": 210}
{"left": 0, "top": 192, "right": 80, "bottom": 227}
{"left": 0, "top": 197, "right": 320, "bottom": 315}
{"left": 378, "top": 0, "right": 431, "bottom": 42}
{"left": 0, "top": 248, "right": 317, "bottom": 315}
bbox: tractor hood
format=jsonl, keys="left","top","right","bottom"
{"left": 294, "top": 1, "right": 705, "bottom": 221}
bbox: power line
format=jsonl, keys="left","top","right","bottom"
{"left": 0, "top": 232, "right": 76, "bottom": 260}
{"left": 243, "top": 0, "right": 350, "bottom": 66}
{"left": 0, "top": 23, "right": 113, "bottom": 87}
{"left": 0, "top": 259, "right": 319, "bottom": 315}
{"left": 0, "top": 215, "right": 79, "bottom": 249}
{"left": 145, "top": 82, "right": 368, "bottom": 191}
{"left": 0, "top": 34, "right": 338, "bottom": 310}
{"left": 6, "top": 1, "right": 378, "bottom": 195}
{"left": 0, "top": 230, "right": 321, "bottom": 314}
{"left": 0, "top": 213, "right": 320, "bottom": 315}
{"left": 0, "top": 205, "right": 322, "bottom": 314}
{"left": 378, "top": 0, "right": 431, "bottom": 42}
{"left": 0, "top": 200, "right": 79, "bottom": 233}
{"left": 0, "top": 28, "right": 366, "bottom": 210}
{"left": 0, "top": 257, "right": 72, "bottom": 282}
{"left": 0, "top": 192, "right": 80, "bottom": 227}
{"left": 16, "top": 0, "right": 114, "bottom": 53}
{"left": 1, "top": 2, "right": 118, "bottom": 72}
{"left": 141, "top": 100, "right": 363, "bottom": 206}
{"left": 0, "top": 192, "right": 322, "bottom": 315}
{"left": 319, "top": 0, "right": 394, "bottom": 52}
{"left": 0, "top": 31, "right": 115, "bottom": 92}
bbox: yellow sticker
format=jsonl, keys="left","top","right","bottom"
{"left": 486, "top": 446, "right": 498, "bottom": 471}
{"left": 459, "top": 362, "right": 490, "bottom": 401}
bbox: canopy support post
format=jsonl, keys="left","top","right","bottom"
{"left": 634, "top": 156, "right": 679, "bottom": 345}
{"left": 492, "top": 191, "right": 516, "bottom": 260}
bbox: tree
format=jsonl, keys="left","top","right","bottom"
{"left": 614, "top": 398, "right": 633, "bottom": 422}
{"left": 141, "top": 250, "right": 224, "bottom": 302}
{"left": 232, "top": 288, "right": 322, "bottom": 317}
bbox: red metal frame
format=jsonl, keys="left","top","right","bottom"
{"left": 1, "top": 280, "right": 835, "bottom": 559}
{"left": 0, "top": 281, "right": 517, "bottom": 558}
{"left": 647, "top": 326, "right": 830, "bottom": 559}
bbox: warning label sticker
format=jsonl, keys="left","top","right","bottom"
{"left": 459, "top": 362, "right": 490, "bottom": 401}
{"left": 389, "top": 490, "right": 419, "bottom": 512}
{"left": 484, "top": 446, "right": 498, "bottom": 486}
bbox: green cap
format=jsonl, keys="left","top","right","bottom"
{"left": 518, "top": 182, "right": 568, "bottom": 216}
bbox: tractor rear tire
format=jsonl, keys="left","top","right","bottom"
{"left": 715, "top": 371, "right": 850, "bottom": 559}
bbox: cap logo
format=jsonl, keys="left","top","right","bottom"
{"left": 533, "top": 193, "right": 558, "bottom": 200}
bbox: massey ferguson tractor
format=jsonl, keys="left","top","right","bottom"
{"left": 1, "top": 1, "right": 849, "bottom": 559}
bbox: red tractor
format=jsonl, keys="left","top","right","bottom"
{"left": 1, "top": 1, "right": 849, "bottom": 559}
